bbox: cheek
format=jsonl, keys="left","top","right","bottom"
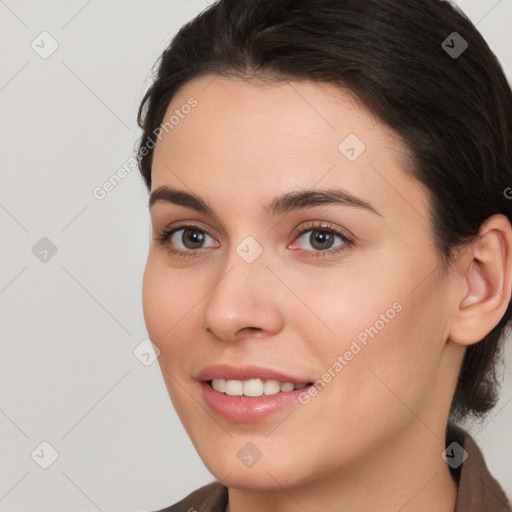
{"left": 142, "top": 258, "right": 201, "bottom": 409}
{"left": 346, "top": 292, "right": 446, "bottom": 429}
{"left": 142, "top": 260, "right": 169, "bottom": 341}
{"left": 289, "top": 264, "right": 405, "bottom": 358}
{"left": 142, "top": 258, "right": 194, "bottom": 360}
{"left": 299, "top": 259, "right": 448, "bottom": 409}
{"left": 141, "top": 256, "right": 223, "bottom": 405}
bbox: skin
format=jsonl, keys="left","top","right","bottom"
{"left": 142, "top": 74, "right": 512, "bottom": 512}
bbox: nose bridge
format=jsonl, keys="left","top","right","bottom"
{"left": 202, "top": 235, "right": 283, "bottom": 340}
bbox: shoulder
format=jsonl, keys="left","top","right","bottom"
{"left": 150, "top": 481, "right": 228, "bottom": 512}
{"left": 450, "top": 423, "right": 512, "bottom": 512}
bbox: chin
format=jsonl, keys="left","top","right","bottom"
{"left": 208, "top": 461, "right": 305, "bottom": 491}
{"left": 191, "top": 438, "right": 319, "bottom": 491}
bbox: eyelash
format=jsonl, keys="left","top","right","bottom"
{"left": 154, "top": 221, "right": 354, "bottom": 260}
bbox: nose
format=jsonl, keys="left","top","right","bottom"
{"left": 202, "top": 248, "right": 284, "bottom": 342}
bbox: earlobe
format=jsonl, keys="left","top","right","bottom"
{"left": 449, "top": 215, "right": 512, "bottom": 346}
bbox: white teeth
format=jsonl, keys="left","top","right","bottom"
{"left": 263, "top": 379, "right": 281, "bottom": 396}
{"left": 243, "top": 379, "right": 264, "bottom": 397}
{"left": 280, "top": 382, "right": 295, "bottom": 392}
{"left": 225, "top": 380, "right": 243, "bottom": 396}
{"left": 210, "top": 378, "right": 308, "bottom": 397}
{"left": 211, "top": 378, "right": 226, "bottom": 393}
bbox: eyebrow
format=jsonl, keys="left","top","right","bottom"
{"left": 149, "top": 185, "right": 381, "bottom": 217}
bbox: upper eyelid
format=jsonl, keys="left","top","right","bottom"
{"left": 159, "top": 221, "right": 345, "bottom": 235}
{"left": 157, "top": 220, "right": 219, "bottom": 240}
{"left": 293, "top": 224, "right": 352, "bottom": 247}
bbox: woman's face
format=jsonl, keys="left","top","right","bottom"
{"left": 143, "top": 75, "right": 463, "bottom": 490}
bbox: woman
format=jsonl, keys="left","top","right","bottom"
{"left": 137, "top": 0, "right": 512, "bottom": 510}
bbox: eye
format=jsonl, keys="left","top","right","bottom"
{"left": 155, "top": 225, "right": 218, "bottom": 257}
{"left": 155, "top": 221, "right": 353, "bottom": 260}
{"left": 290, "top": 222, "right": 352, "bottom": 257}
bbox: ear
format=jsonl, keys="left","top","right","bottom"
{"left": 449, "top": 214, "right": 512, "bottom": 346}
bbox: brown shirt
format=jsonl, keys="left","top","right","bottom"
{"left": 153, "top": 425, "right": 511, "bottom": 511}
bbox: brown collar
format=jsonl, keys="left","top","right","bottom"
{"left": 448, "top": 423, "right": 511, "bottom": 511}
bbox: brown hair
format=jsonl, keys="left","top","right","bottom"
{"left": 136, "top": 0, "right": 512, "bottom": 422}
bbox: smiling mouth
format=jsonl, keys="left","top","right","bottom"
{"left": 208, "top": 378, "right": 314, "bottom": 397}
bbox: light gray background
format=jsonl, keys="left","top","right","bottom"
{"left": 0, "top": 0, "right": 511, "bottom": 510}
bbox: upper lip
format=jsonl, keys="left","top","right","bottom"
{"left": 196, "top": 364, "right": 312, "bottom": 384}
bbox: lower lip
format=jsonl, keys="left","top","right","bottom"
{"left": 201, "top": 382, "right": 312, "bottom": 423}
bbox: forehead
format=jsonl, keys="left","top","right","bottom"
{"left": 150, "top": 74, "right": 426, "bottom": 221}
{"left": 153, "top": 74, "right": 400, "bottom": 162}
